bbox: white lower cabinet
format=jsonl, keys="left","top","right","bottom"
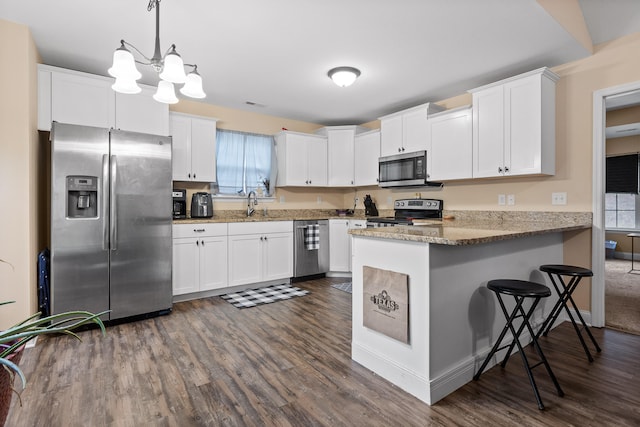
{"left": 172, "top": 223, "right": 228, "bottom": 296}
{"left": 228, "top": 221, "right": 293, "bottom": 287}
{"left": 329, "top": 219, "right": 366, "bottom": 273}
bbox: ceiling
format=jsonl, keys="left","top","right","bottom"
{"left": 2, "top": 0, "right": 640, "bottom": 126}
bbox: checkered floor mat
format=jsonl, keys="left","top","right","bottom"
{"left": 220, "top": 283, "right": 310, "bottom": 309}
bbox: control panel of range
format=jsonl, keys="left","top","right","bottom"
{"left": 394, "top": 198, "right": 442, "bottom": 210}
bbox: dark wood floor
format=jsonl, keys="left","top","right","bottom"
{"left": 7, "top": 277, "right": 640, "bottom": 426}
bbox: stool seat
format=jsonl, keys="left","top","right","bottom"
{"left": 488, "top": 279, "right": 551, "bottom": 298}
{"left": 539, "top": 264, "right": 593, "bottom": 277}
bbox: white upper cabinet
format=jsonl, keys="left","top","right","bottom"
{"left": 379, "top": 102, "right": 444, "bottom": 157}
{"left": 44, "top": 68, "right": 115, "bottom": 130}
{"left": 275, "top": 131, "right": 328, "bottom": 186}
{"left": 470, "top": 67, "right": 558, "bottom": 178}
{"left": 327, "top": 128, "right": 356, "bottom": 186}
{"left": 115, "top": 86, "right": 169, "bottom": 136}
{"left": 170, "top": 112, "right": 217, "bottom": 182}
{"left": 316, "top": 126, "right": 369, "bottom": 187}
{"left": 427, "top": 106, "right": 473, "bottom": 181}
{"left": 38, "top": 65, "right": 169, "bottom": 135}
{"left": 354, "top": 130, "right": 380, "bottom": 186}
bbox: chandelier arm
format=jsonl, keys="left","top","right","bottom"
{"left": 163, "top": 44, "right": 177, "bottom": 59}
{"left": 121, "top": 40, "right": 152, "bottom": 63}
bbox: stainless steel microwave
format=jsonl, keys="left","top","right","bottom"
{"left": 378, "top": 150, "right": 429, "bottom": 187}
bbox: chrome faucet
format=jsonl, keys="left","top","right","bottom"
{"left": 247, "top": 190, "right": 258, "bottom": 216}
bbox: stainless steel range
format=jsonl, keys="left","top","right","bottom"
{"left": 367, "top": 198, "right": 443, "bottom": 227}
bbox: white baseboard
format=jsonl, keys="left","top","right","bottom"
{"left": 352, "top": 342, "right": 432, "bottom": 404}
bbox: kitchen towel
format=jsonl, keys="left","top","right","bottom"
{"left": 305, "top": 224, "right": 320, "bottom": 250}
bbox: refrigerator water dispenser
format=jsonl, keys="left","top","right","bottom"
{"left": 67, "top": 175, "right": 98, "bottom": 218}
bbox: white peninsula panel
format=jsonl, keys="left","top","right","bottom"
{"left": 351, "top": 232, "right": 563, "bottom": 404}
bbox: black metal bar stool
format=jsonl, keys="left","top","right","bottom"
{"left": 537, "top": 264, "right": 602, "bottom": 362}
{"left": 474, "top": 279, "right": 564, "bottom": 410}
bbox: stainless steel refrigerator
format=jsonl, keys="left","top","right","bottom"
{"left": 50, "top": 122, "right": 173, "bottom": 321}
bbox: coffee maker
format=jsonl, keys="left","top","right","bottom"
{"left": 172, "top": 189, "right": 187, "bottom": 219}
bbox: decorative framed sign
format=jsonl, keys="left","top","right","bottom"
{"left": 362, "top": 265, "right": 409, "bottom": 344}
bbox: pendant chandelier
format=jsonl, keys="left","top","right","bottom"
{"left": 108, "top": 0, "right": 205, "bottom": 104}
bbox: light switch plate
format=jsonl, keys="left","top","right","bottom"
{"left": 498, "top": 194, "right": 506, "bottom": 205}
{"left": 507, "top": 194, "right": 515, "bottom": 206}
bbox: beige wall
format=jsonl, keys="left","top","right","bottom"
{"left": 0, "top": 20, "right": 40, "bottom": 328}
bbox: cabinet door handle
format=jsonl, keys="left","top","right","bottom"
{"left": 194, "top": 228, "right": 205, "bottom": 232}
{"left": 398, "top": 147, "right": 402, "bottom": 152}
{"left": 498, "top": 167, "right": 503, "bottom": 174}
{"left": 260, "top": 236, "right": 264, "bottom": 241}
{"left": 188, "top": 173, "right": 191, "bottom": 179}
{"left": 194, "top": 173, "right": 197, "bottom": 179}
{"left": 264, "top": 236, "right": 268, "bottom": 241}
{"left": 402, "top": 147, "right": 405, "bottom": 151}
{"left": 201, "top": 240, "right": 205, "bottom": 246}
{"left": 504, "top": 166, "right": 510, "bottom": 173}
{"left": 196, "top": 240, "right": 199, "bottom": 246}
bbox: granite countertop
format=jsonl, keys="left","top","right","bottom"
{"left": 348, "top": 211, "right": 592, "bottom": 246}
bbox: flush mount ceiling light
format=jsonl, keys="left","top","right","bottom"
{"left": 108, "top": 0, "right": 206, "bottom": 104}
{"left": 328, "top": 66, "right": 361, "bottom": 87}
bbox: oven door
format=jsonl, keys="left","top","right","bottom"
{"left": 378, "top": 150, "right": 427, "bottom": 187}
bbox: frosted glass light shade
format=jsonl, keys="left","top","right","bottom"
{"left": 108, "top": 44, "right": 142, "bottom": 80}
{"left": 112, "top": 77, "right": 142, "bottom": 94}
{"left": 328, "top": 66, "right": 361, "bottom": 87}
{"left": 153, "top": 81, "right": 179, "bottom": 104}
{"left": 159, "top": 50, "right": 187, "bottom": 84}
{"left": 180, "top": 70, "right": 206, "bottom": 98}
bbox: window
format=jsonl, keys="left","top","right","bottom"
{"left": 605, "top": 154, "right": 640, "bottom": 230}
{"left": 215, "top": 129, "right": 276, "bottom": 196}
{"left": 605, "top": 193, "right": 637, "bottom": 229}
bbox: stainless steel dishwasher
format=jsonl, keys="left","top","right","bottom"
{"left": 293, "top": 220, "right": 329, "bottom": 278}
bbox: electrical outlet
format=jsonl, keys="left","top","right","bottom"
{"left": 317, "top": 196, "right": 322, "bottom": 204}
{"left": 507, "top": 194, "right": 515, "bottom": 206}
{"left": 552, "top": 192, "right": 567, "bottom": 205}
{"left": 498, "top": 194, "right": 506, "bottom": 205}
{"left": 279, "top": 195, "right": 285, "bottom": 203}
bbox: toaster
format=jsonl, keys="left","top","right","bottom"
{"left": 190, "top": 192, "right": 213, "bottom": 218}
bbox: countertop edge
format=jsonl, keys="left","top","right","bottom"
{"left": 348, "top": 222, "right": 592, "bottom": 245}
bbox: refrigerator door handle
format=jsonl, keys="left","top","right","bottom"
{"left": 102, "top": 154, "right": 109, "bottom": 251}
{"left": 110, "top": 154, "right": 118, "bottom": 251}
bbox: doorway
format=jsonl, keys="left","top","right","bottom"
{"left": 592, "top": 81, "right": 640, "bottom": 329}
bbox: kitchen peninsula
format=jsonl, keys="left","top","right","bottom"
{"left": 348, "top": 212, "right": 591, "bottom": 405}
